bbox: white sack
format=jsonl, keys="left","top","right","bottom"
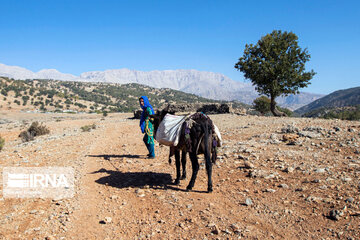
{"left": 155, "top": 114, "right": 187, "bottom": 146}
{"left": 155, "top": 113, "right": 223, "bottom": 148}
{"left": 213, "top": 124, "right": 222, "bottom": 147}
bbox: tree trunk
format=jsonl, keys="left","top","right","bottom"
{"left": 270, "top": 95, "right": 287, "bottom": 117}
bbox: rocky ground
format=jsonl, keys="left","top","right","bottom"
{"left": 0, "top": 111, "right": 359, "bottom": 239}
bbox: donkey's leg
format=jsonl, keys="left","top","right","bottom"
{"left": 186, "top": 152, "right": 199, "bottom": 191}
{"left": 211, "top": 141, "right": 218, "bottom": 164}
{"left": 174, "top": 150, "right": 181, "bottom": 185}
{"left": 168, "top": 147, "right": 175, "bottom": 165}
{"left": 206, "top": 150, "right": 213, "bottom": 193}
{"left": 180, "top": 149, "right": 187, "bottom": 180}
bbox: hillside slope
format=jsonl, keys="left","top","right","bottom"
{"left": 295, "top": 87, "right": 360, "bottom": 115}
{"left": 0, "top": 77, "right": 246, "bottom": 113}
{"left": 0, "top": 63, "right": 323, "bottom": 109}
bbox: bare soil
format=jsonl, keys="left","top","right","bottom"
{"left": 0, "top": 111, "right": 359, "bottom": 239}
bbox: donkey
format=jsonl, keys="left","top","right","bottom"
{"left": 151, "top": 109, "right": 218, "bottom": 193}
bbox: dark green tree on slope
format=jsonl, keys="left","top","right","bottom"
{"left": 235, "top": 30, "right": 316, "bottom": 116}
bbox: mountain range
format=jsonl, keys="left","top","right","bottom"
{"left": 0, "top": 63, "right": 323, "bottom": 110}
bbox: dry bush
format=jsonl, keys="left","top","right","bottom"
{"left": 19, "top": 131, "right": 34, "bottom": 142}
{"left": 81, "top": 123, "right": 96, "bottom": 132}
{"left": 19, "top": 121, "right": 50, "bottom": 142}
{"left": 0, "top": 135, "right": 5, "bottom": 151}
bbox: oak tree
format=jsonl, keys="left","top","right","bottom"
{"left": 235, "top": 30, "right": 315, "bottom": 116}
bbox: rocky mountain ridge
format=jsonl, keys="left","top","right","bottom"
{"left": 0, "top": 63, "right": 323, "bottom": 109}
{"left": 295, "top": 86, "right": 360, "bottom": 115}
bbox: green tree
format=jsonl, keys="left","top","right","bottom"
{"left": 253, "top": 96, "right": 271, "bottom": 115}
{"left": 29, "top": 87, "right": 35, "bottom": 96}
{"left": 22, "top": 95, "right": 30, "bottom": 106}
{"left": 235, "top": 30, "right": 315, "bottom": 116}
{"left": 1, "top": 89, "right": 8, "bottom": 96}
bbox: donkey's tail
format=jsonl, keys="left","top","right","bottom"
{"left": 201, "top": 119, "right": 214, "bottom": 193}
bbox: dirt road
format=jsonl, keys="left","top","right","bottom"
{"left": 0, "top": 112, "right": 359, "bottom": 239}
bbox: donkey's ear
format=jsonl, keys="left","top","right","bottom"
{"left": 163, "top": 105, "right": 170, "bottom": 112}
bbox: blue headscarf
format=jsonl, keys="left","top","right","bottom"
{"left": 139, "top": 96, "right": 155, "bottom": 133}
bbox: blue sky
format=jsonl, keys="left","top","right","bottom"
{"left": 0, "top": 0, "right": 359, "bottom": 94}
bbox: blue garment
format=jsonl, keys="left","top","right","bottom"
{"left": 139, "top": 96, "right": 155, "bottom": 133}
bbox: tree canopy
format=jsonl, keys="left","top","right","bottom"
{"left": 235, "top": 30, "right": 315, "bottom": 116}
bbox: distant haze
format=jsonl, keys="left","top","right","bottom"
{"left": 0, "top": 63, "right": 323, "bottom": 110}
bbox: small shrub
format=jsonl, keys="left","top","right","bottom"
{"left": 81, "top": 126, "right": 91, "bottom": 132}
{"left": 19, "top": 121, "right": 50, "bottom": 142}
{"left": 253, "top": 96, "right": 271, "bottom": 115}
{"left": 81, "top": 123, "right": 96, "bottom": 132}
{"left": 103, "top": 111, "right": 108, "bottom": 117}
{"left": 0, "top": 136, "right": 5, "bottom": 151}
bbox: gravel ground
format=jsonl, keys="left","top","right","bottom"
{"left": 0, "top": 111, "right": 359, "bottom": 239}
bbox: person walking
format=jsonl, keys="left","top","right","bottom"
{"left": 139, "top": 96, "right": 155, "bottom": 158}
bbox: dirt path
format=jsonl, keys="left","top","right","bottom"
{"left": 67, "top": 116, "right": 294, "bottom": 239}
{"left": 1, "top": 112, "right": 359, "bottom": 239}
{"left": 67, "top": 118, "right": 144, "bottom": 239}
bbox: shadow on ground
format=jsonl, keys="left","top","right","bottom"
{"left": 91, "top": 168, "right": 172, "bottom": 189}
{"left": 87, "top": 154, "right": 143, "bottom": 160}
{"left": 91, "top": 168, "right": 208, "bottom": 193}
